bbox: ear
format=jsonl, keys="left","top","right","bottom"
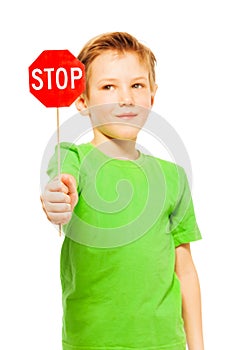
{"left": 75, "top": 95, "right": 89, "bottom": 116}
{"left": 151, "top": 84, "right": 158, "bottom": 106}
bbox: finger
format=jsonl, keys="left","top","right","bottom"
{"left": 47, "top": 212, "right": 72, "bottom": 225}
{"left": 47, "top": 178, "right": 69, "bottom": 194}
{"left": 61, "top": 174, "right": 78, "bottom": 209}
{"left": 70, "top": 192, "right": 79, "bottom": 210}
{"left": 45, "top": 202, "right": 72, "bottom": 213}
{"left": 40, "top": 195, "right": 51, "bottom": 221}
{"left": 44, "top": 191, "right": 71, "bottom": 204}
{"left": 61, "top": 174, "right": 77, "bottom": 195}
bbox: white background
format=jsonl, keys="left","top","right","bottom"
{"left": 1, "top": 0, "right": 232, "bottom": 349}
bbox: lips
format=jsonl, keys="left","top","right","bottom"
{"left": 116, "top": 113, "right": 138, "bottom": 119}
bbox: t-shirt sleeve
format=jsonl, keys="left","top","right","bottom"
{"left": 169, "top": 167, "right": 202, "bottom": 247}
{"left": 47, "top": 142, "right": 80, "bottom": 184}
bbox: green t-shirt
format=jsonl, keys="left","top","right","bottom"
{"left": 47, "top": 142, "right": 201, "bottom": 350}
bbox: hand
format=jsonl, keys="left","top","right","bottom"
{"left": 41, "top": 174, "right": 78, "bottom": 225}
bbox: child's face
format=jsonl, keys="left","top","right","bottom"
{"left": 76, "top": 50, "right": 157, "bottom": 142}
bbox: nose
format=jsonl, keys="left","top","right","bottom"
{"left": 118, "top": 87, "right": 134, "bottom": 107}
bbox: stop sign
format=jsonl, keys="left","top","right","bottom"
{"left": 29, "top": 50, "right": 85, "bottom": 107}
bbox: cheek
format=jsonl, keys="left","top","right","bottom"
{"left": 133, "top": 91, "right": 153, "bottom": 107}
{"left": 89, "top": 104, "right": 115, "bottom": 119}
{"left": 88, "top": 92, "right": 118, "bottom": 106}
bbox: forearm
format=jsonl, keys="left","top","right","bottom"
{"left": 175, "top": 244, "right": 204, "bottom": 350}
{"left": 179, "top": 266, "right": 204, "bottom": 350}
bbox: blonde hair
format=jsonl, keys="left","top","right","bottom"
{"left": 77, "top": 32, "right": 157, "bottom": 96}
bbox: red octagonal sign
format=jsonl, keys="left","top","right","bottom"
{"left": 29, "top": 50, "right": 85, "bottom": 107}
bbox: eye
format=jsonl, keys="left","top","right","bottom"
{"left": 132, "top": 83, "right": 143, "bottom": 89}
{"left": 102, "top": 85, "right": 114, "bottom": 90}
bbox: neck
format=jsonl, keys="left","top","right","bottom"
{"left": 90, "top": 137, "right": 139, "bottom": 160}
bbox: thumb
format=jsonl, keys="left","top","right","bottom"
{"left": 61, "top": 174, "right": 78, "bottom": 209}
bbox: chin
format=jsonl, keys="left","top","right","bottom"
{"left": 101, "top": 125, "right": 140, "bottom": 141}
{"left": 107, "top": 132, "right": 139, "bottom": 141}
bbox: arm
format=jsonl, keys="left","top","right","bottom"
{"left": 175, "top": 243, "right": 204, "bottom": 350}
{"left": 41, "top": 174, "right": 78, "bottom": 225}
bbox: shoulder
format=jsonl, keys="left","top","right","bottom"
{"left": 144, "top": 154, "right": 185, "bottom": 179}
{"left": 142, "top": 154, "right": 189, "bottom": 199}
{"left": 60, "top": 142, "right": 93, "bottom": 158}
{"left": 60, "top": 141, "right": 89, "bottom": 152}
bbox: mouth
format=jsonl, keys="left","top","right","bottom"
{"left": 115, "top": 113, "right": 138, "bottom": 120}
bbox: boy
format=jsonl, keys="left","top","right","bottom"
{"left": 41, "top": 32, "right": 204, "bottom": 350}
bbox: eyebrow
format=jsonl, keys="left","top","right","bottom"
{"left": 97, "top": 76, "right": 148, "bottom": 84}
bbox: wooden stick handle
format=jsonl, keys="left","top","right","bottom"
{"left": 57, "top": 108, "right": 62, "bottom": 237}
